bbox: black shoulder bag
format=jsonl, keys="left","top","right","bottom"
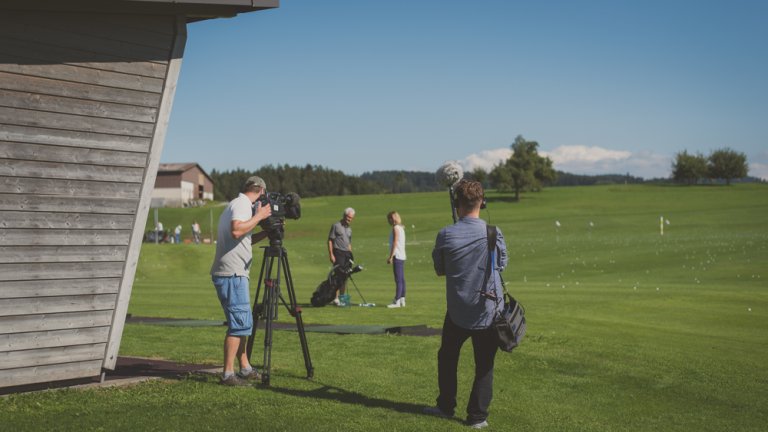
{"left": 485, "top": 225, "right": 526, "bottom": 352}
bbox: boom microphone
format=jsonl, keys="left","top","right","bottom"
{"left": 436, "top": 161, "right": 464, "bottom": 223}
{"left": 435, "top": 161, "right": 464, "bottom": 188}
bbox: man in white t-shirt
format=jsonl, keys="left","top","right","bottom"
{"left": 210, "top": 176, "right": 272, "bottom": 386}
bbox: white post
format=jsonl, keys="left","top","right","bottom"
{"left": 660, "top": 216, "right": 664, "bottom": 236}
{"left": 154, "top": 208, "right": 159, "bottom": 244}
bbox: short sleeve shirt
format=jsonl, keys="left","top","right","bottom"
{"left": 210, "top": 193, "right": 254, "bottom": 277}
{"left": 328, "top": 220, "right": 352, "bottom": 251}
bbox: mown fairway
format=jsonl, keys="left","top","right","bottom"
{"left": 3, "top": 184, "right": 767, "bottom": 431}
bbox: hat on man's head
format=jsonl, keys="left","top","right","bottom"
{"left": 244, "top": 175, "right": 266, "bottom": 191}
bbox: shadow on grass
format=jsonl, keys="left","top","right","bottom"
{"left": 263, "top": 377, "right": 464, "bottom": 424}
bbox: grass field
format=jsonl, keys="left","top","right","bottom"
{"left": 2, "top": 184, "right": 767, "bottom": 431}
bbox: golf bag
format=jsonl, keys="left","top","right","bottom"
{"left": 310, "top": 261, "right": 363, "bottom": 307}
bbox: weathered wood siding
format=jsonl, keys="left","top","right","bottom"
{"left": 0, "top": 9, "right": 185, "bottom": 388}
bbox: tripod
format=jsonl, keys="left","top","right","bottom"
{"left": 245, "top": 243, "right": 313, "bottom": 386}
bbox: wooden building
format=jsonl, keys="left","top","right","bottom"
{"left": 153, "top": 163, "right": 214, "bottom": 207}
{"left": 0, "top": 0, "right": 277, "bottom": 390}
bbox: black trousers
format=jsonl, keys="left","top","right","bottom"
{"left": 332, "top": 249, "right": 352, "bottom": 293}
{"left": 436, "top": 313, "right": 498, "bottom": 423}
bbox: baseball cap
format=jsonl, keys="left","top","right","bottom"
{"left": 244, "top": 175, "right": 266, "bottom": 190}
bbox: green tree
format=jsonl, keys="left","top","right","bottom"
{"left": 672, "top": 150, "right": 708, "bottom": 185}
{"left": 492, "top": 135, "right": 556, "bottom": 200}
{"left": 468, "top": 167, "right": 489, "bottom": 188}
{"left": 489, "top": 162, "right": 512, "bottom": 192}
{"left": 533, "top": 153, "right": 557, "bottom": 190}
{"left": 708, "top": 148, "right": 748, "bottom": 185}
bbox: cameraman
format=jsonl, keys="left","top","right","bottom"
{"left": 327, "top": 207, "right": 355, "bottom": 306}
{"left": 425, "top": 179, "right": 508, "bottom": 429}
{"left": 210, "top": 176, "right": 272, "bottom": 386}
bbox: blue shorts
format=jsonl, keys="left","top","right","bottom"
{"left": 212, "top": 275, "right": 253, "bottom": 336}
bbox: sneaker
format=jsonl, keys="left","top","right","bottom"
{"left": 387, "top": 300, "right": 401, "bottom": 308}
{"left": 468, "top": 420, "right": 489, "bottom": 429}
{"left": 237, "top": 368, "right": 262, "bottom": 381}
{"left": 423, "top": 406, "right": 452, "bottom": 418}
{"left": 219, "top": 374, "right": 249, "bottom": 386}
{"left": 399, "top": 297, "right": 406, "bottom": 307}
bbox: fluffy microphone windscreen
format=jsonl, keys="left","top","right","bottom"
{"left": 435, "top": 161, "right": 464, "bottom": 187}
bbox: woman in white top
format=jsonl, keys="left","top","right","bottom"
{"left": 386, "top": 211, "right": 407, "bottom": 308}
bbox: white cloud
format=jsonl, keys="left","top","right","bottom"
{"left": 460, "top": 145, "right": 673, "bottom": 179}
{"left": 541, "top": 145, "right": 631, "bottom": 164}
{"left": 459, "top": 148, "right": 512, "bottom": 172}
{"left": 548, "top": 146, "right": 671, "bottom": 178}
{"left": 458, "top": 145, "right": 768, "bottom": 180}
{"left": 749, "top": 162, "right": 768, "bottom": 180}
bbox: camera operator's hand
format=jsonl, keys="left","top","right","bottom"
{"left": 253, "top": 200, "right": 272, "bottom": 222}
{"left": 231, "top": 201, "right": 272, "bottom": 240}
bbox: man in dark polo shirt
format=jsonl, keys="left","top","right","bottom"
{"left": 327, "top": 207, "right": 355, "bottom": 306}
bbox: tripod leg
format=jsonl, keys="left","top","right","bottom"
{"left": 281, "top": 252, "right": 314, "bottom": 379}
{"left": 262, "top": 276, "right": 277, "bottom": 386}
{"left": 246, "top": 250, "right": 269, "bottom": 360}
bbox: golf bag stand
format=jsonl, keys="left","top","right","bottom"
{"left": 246, "top": 244, "right": 313, "bottom": 386}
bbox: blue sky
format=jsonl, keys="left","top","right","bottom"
{"left": 162, "top": 0, "right": 768, "bottom": 180}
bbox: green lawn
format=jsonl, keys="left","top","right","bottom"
{"left": 2, "top": 184, "right": 767, "bottom": 431}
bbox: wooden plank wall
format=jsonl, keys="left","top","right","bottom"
{"left": 0, "top": 9, "right": 181, "bottom": 388}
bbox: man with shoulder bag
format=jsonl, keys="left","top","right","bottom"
{"left": 425, "top": 179, "right": 508, "bottom": 429}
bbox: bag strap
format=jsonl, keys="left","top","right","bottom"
{"left": 486, "top": 224, "right": 497, "bottom": 266}
{"left": 480, "top": 225, "right": 504, "bottom": 305}
{"left": 487, "top": 224, "right": 514, "bottom": 306}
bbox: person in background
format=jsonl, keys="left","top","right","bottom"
{"left": 210, "top": 176, "right": 272, "bottom": 386}
{"left": 386, "top": 211, "right": 407, "bottom": 308}
{"left": 425, "top": 179, "right": 508, "bottom": 429}
{"left": 192, "top": 220, "right": 201, "bottom": 244}
{"left": 328, "top": 207, "right": 355, "bottom": 306}
{"left": 174, "top": 224, "right": 182, "bottom": 244}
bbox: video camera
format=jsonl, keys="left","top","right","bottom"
{"left": 255, "top": 191, "right": 301, "bottom": 245}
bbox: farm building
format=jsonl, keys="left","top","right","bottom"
{"left": 152, "top": 163, "right": 214, "bottom": 207}
{"left": 0, "top": 0, "right": 278, "bottom": 390}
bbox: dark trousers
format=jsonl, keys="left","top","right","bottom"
{"left": 392, "top": 258, "right": 406, "bottom": 299}
{"left": 332, "top": 249, "right": 352, "bottom": 293}
{"left": 436, "top": 313, "right": 498, "bottom": 423}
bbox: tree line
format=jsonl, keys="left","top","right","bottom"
{"left": 208, "top": 140, "right": 756, "bottom": 202}
{"left": 209, "top": 165, "right": 386, "bottom": 201}
{"left": 672, "top": 148, "right": 748, "bottom": 185}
